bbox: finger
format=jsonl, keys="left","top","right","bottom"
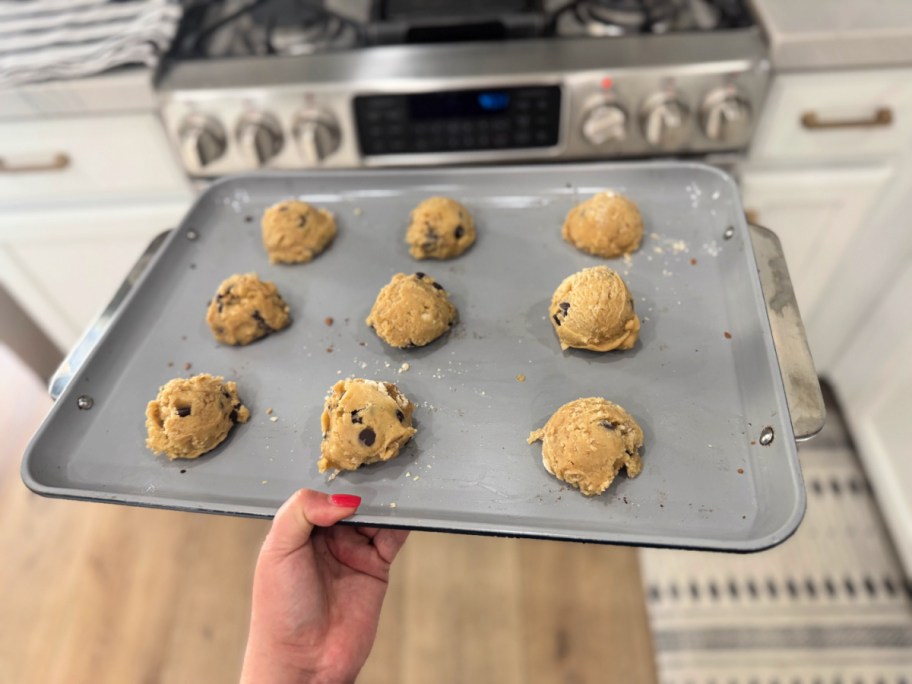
{"left": 371, "top": 528, "right": 410, "bottom": 564}
{"left": 325, "top": 526, "right": 392, "bottom": 582}
{"left": 262, "top": 489, "right": 361, "bottom": 557}
{"left": 355, "top": 526, "right": 380, "bottom": 539}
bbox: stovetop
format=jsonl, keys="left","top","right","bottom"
{"left": 169, "top": 0, "right": 755, "bottom": 61}
{"left": 158, "top": 0, "right": 766, "bottom": 176}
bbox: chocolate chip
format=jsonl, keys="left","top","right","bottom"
{"left": 600, "top": 420, "right": 616, "bottom": 431}
{"left": 251, "top": 310, "right": 275, "bottom": 333}
{"left": 553, "top": 313, "right": 561, "bottom": 327}
{"left": 176, "top": 406, "right": 191, "bottom": 417}
{"left": 351, "top": 409, "right": 363, "bottom": 424}
{"left": 432, "top": 281, "right": 444, "bottom": 291}
{"left": 358, "top": 427, "right": 376, "bottom": 446}
{"left": 396, "top": 409, "right": 404, "bottom": 423}
{"left": 297, "top": 214, "right": 308, "bottom": 228}
{"left": 415, "top": 272, "right": 426, "bottom": 279}
{"left": 454, "top": 224, "right": 465, "bottom": 239}
{"left": 559, "top": 301, "right": 570, "bottom": 314}
{"left": 229, "top": 409, "right": 239, "bottom": 423}
{"left": 222, "top": 390, "right": 231, "bottom": 399}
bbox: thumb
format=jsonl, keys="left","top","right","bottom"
{"left": 262, "top": 489, "right": 361, "bottom": 557}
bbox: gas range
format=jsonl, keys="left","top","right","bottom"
{"left": 157, "top": 0, "right": 769, "bottom": 177}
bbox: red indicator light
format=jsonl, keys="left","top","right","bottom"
{"left": 601, "top": 77, "right": 614, "bottom": 89}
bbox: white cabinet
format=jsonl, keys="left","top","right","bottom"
{"left": 0, "top": 114, "right": 189, "bottom": 207}
{"left": 0, "top": 111, "right": 192, "bottom": 352}
{"left": 0, "top": 201, "right": 191, "bottom": 350}
{"left": 743, "top": 67, "right": 912, "bottom": 374}
{"left": 831, "top": 263, "right": 912, "bottom": 576}
{"left": 740, "top": 164, "right": 892, "bottom": 335}
{"left": 745, "top": 67, "right": 912, "bottom": 576}
{"left": 750, "top": 68, "right": 912, "bottom": 164}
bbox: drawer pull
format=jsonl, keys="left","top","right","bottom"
{"left": 0, "top": 152, "right": 70, "bottom": 173}
{"left": 801, "top": 107, "right": 893, "bottom": 130}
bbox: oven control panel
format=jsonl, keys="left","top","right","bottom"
{"left": 354, "top": 86, "right": 561, "bottom": 156}
{"left": 157, "top": 33, "right": 769, "bottom": 177}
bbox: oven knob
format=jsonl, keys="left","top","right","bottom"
{"left": 236, "top": 112, "right": 283, "bottom": 166}
{"left": 178, "top": 115, "right": 227, "bottom": 173}
{"left": 581, "top": 104, "right": 627, "bottom": 146}
{"left": 640, "top": 94, "right": 690, "bottom": 149}
{"left": 293, "top": 111, "right": 341, "bottom": 166}
{"left": 701, "top": 88, "right": 752, "bottom": 144}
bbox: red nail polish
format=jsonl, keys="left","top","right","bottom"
{"left": 330, "top": 494, "right": 362, "bottom": 508}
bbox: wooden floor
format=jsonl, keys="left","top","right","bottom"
{"left": 0, "top": 346, "right": 656, "bottom": 684}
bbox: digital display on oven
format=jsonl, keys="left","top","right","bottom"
{"left": 409, "top": 90, "right": 511, "bottom": 119}
{"left": 354, "top": 85, "right": 561, "bottom": 156}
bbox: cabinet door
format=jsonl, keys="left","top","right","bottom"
{"left": 740, "top": 165, "right": 891, "bottom": 368}
{"left": 0, "top": 114, "right": 190, "bottom": 207}
{"left": 750, "top": 68, "right": 912, "bottom": 163}
{"left": 831, "top": 262, "right": 912, "bottom": 577}
{"left": 0, "top": 200, "right": 191, "bottom": 351}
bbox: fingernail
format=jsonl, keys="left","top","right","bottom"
{"left": 330, "top": 493, "right": 362, "bottom": 508}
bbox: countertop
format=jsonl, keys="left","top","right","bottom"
{"left": 750, "top": 0, "right": 912, "bottom": 71}
{"left": 0, "top": 68, "right": 158, "bottom": 121}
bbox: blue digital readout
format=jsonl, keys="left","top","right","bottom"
{"left": 477, "top": 91, "right": 510, "bottom": 112}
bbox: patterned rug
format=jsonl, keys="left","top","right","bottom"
{"left": 639, "top": 396, "right": 912, "bottom": 684}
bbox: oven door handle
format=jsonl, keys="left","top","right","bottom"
{"left": 749, "top": 223, "right": 826, "bottom": 441}
{"left": 48, "top": 224, "right": 827, "bottom": 441}
{"left": 48, "top": 230, "right": 171, "bottom": 401}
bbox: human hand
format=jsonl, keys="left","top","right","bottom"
{"left": 241, "top": 489, "right": 409, "bottom": 684}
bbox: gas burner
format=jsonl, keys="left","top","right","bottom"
{"left": 269, "top": 12, "right": 358, "bottom": 55}
{"left": 549, "top": 0, "right": 751, "bottom": 37}
{"left": 170, "top": 0, "right": 363, "bottom": 60}
{"left": 573, "top": 0, "right": 678, "bottom": 36}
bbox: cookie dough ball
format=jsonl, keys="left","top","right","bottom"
{"left": 549, "top": 266, "right": 640, "bottom": 352}
{"left": 146, "top": 374, "right": 250, "bottom": 460}
{"left": 366, "top": 272, "right": 457, "bottom": 348}
{"left": 206, "top": 273, "right": 290, "bottom": 345}
{"left": 528, "top": 397, "right": 644, "bottom": 496}
{"left": 562, "top": 191, "right": 643, "bottom": 258}
{"left": 261, "top": 199, "right": 337, "bottom": 264}
{"left": 319, "top": 378, "right": 417, "bottom": 473}
{"left": 406, "top": 196, "right": 476, "bottom": 260}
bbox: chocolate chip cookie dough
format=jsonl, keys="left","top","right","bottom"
{"left": 549, "top": 266, "right": 640, "bottom": 352}
{"left": 146, "top": 374, "right": 250, "bottom": 460}
{"left": 562, "top": 191, "right": 643, "bottom": 258}
{"left": 366, "top": 272, "right": 457, "bottom": 348}
{"left": 206, "top": 273, "right": 290, "bottom": 346}
{"left": 319, "top": 378, "right": 417, "bottom": 473}
{"left": 528, "top": 397, "right": 644, "bottom": 496}
{"left": 406, "top": 196, "right": 476, "bottom": 260}
{"left": 261, "top": 199, "right": 337, "bottom": 264}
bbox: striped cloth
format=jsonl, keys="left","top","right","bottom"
{"left": 0, "top": 0, "right": 182, "bottom": 88}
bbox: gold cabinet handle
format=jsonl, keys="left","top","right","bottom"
{"left": 801, "top": 107, "right": 893, "bottom": 130}
{"left": 0, "top": 152, "right": 70, "bottom": 173}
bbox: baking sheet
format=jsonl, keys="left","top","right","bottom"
{"left": 22, "top": 162, "right": 804, "bottom": 552}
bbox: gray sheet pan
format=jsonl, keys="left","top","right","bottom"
{"left": 22, "top": 162, "right": 805, "bottom": 552}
